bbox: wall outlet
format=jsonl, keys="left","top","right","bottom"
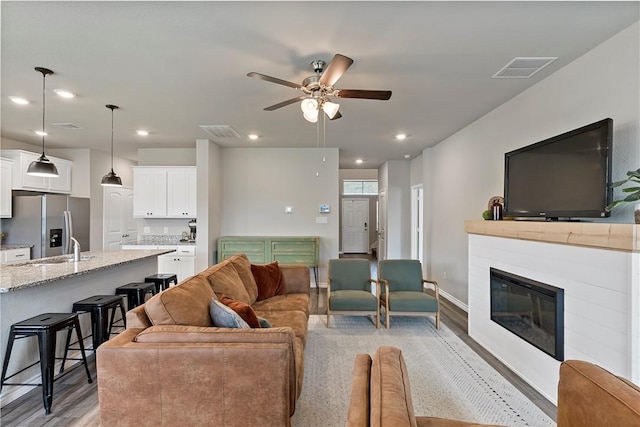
{"left": 163, "top": 227, "right": 169, "bottom": 234}
{"left": 443, "top": 271, "right": 447, "bottom": 279}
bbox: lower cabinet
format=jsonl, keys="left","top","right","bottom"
{"left": 157, "top": 253, "right": 195, "bottom": 283}
{"left": 1, "top": 247, "right": 31, "bottom": 263}
{"left": 218, "top": 236, "right": 319, "bottom": 267}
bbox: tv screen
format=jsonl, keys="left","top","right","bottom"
{"left": 504, "top": 118, "right": 612, "bottom": 220}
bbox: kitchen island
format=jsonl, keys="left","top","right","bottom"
{"left": 0, "top": 248, "right": 174, "bottom": 406}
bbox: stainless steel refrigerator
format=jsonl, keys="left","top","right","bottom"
{"left": 2, "top": 194, "right": 90, "bottom": 259}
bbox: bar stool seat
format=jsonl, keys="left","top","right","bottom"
{"left": 68, "top": 295, "right": 127, "bottom": 351}
{"left": 1, "top": 313, "right": 92, "bottom": 415}
{"left": 115, "top": 282, "right": 156, "bottom": 310}
{"left": 145, "top": 273, "right": 178, "bottom": 293}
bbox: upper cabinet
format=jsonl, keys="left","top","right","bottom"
{"left": 133, "top": 166, "right": 196, "bottom": 218}
{"left": 1, "top": 158, "right": 13, "bottom": 218}
{"left": 1, "top": 150, "right": 72, "bottom": 194}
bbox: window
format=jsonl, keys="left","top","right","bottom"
{"left": 343, "top": 180, "right": 378, "bottom": 195}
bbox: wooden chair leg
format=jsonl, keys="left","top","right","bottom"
{"left": 436, "top": 312, "right": 440, "bottom": 330}
{"left": 385, "top": 305, "right": 390, "bottom": 329}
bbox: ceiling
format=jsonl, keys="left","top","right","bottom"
{"left": 1, "top": 2, "right": 638, "bottom": 169}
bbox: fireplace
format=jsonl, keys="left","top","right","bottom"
{"left": 490, "top": 268, "right": 564, "bottom": 361}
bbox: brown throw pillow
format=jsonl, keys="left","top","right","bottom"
{"left": 251, "top": 261, "right": 285, "bottom": 301}
{"left": 220, "top": 295, "right": 261, "bottom": 328}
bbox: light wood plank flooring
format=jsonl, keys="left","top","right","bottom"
{"left": 1, "top": 262, "right": 557, "bottom": 425}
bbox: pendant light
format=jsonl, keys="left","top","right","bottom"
{"left": 101, "top": 104, "right": 123, "bottom": 187}
{"left": 27, "top": 67, "right": 59, "bottom": 177}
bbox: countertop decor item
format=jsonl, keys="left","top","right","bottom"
{"left": 101, "top": 104, "right": 123, "bottom": 187}
{"left": 27, "top": 67, "right": 58, "bottom": 178}
{"left": 606, "top": 167, "right": 640, "bottom": 223}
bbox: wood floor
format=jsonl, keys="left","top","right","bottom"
{"left": 0, "top": 264, "right": 557, "bottom": 425}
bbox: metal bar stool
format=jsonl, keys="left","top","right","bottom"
{"left": 1, "top": 313, "right": 93, "bottom": 415}
{"left": 145, "top": 273, "right": 178, "bottom": 293}
{"left": 115, "top": 282, "right": 156, "bottom": 310}
{"left": 60, "top": 295, "right": 127, "bottom": 369}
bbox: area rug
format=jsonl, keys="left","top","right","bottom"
{"left": 291, "top": 315, "right": 556, "bottom": 426}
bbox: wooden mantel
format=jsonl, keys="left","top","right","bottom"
{"left": 465, "top": 220, "right": 640, "bottom": 252}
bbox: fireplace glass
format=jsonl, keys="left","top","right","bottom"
{"left": 490, "top": 268, "right": 564, "bottom": 361}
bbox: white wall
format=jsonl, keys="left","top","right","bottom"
{"left": 196, "top": 139, "right": 222, "bottom": 270}
{"left": 425, "top": 22, "right": 640, "bottom": 307}
{"left": 137, "top": 148, "right": 196, "bottom": 166}
{"left": 221, "top": 147, "right": 339, "bottom": 285}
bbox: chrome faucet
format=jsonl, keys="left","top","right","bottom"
{"left": 70, "top": 237, "right": 81, "bottom": 262}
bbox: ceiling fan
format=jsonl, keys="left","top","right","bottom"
{"left": 247, "top": 54, "right": 392, "bottom": 122}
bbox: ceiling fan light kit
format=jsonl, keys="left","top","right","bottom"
{"left": 28, "top": 67, "right": 59, "bottom": 178}
{"left": 248, "top": 53, "right": 392, "bottom": 122}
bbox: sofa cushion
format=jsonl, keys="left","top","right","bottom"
{"left": 251, "top": 261, "right": 285, "bottom": 300}
{"left": 220, "top": 295, "right": 261, "bottom": 328}
{"left": 228, "top": 254, "right": 259, "bottom": 305}
{"left": 144, "top": 275, "right": 215, "bottom": 326}
{"left": 201, "top": 258, "right": 251, "bottom": 304}
{"left": 254, "top": 309, "right": 308, "bottom": 346}
{"left": 252, "top": 293, "right": 310, "bottom": 318}
{"left": 210, "top": 299, "right": 250, "bottom": 328}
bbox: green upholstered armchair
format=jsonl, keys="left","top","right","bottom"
{"left": 327, "top": 259, "right": 380, "bottom": 328}
{"left": 377, "top": 259, "right": 440, "bottom": 329}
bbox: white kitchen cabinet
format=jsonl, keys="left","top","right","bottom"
{"left": 1, "top": 150, "right": 72, "bottom": 194}
{"left": 1, "top": 158, "right": 13, "bottom": 218}
{"left": 133, "top": 167, "right": 167, "bottom": 217}
{"left": 157, "top": 252, "right": 195, "bottom": 283}
{"left": 1, "top": 247, "right": 31, "bottom": 263}
{"left": 133, "top": 166, "right": 196, "bottom": 219}
{"left": 167, "top": 168, "right": 197, "bottom": 217}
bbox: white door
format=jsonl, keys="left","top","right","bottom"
{"left": 378, "top": 190, "right": 387, "bottom": 260}
{"left": 104, "top": 187, "right": 137, "bottom": 250}
{"left": 342, "top": 198, "right": 369, "bottom": 253}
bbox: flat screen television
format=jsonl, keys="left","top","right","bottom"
{"left": 504, "top": 118, "right": 613, "bottom": 220}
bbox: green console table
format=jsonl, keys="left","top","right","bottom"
{"left": 218, "top": 236, "right": 320, "bottom": 289}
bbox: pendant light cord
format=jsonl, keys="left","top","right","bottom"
{"left": 41, "top": 71, "right": 46, "bottom": 156}
{"left": 110, "top": 108, "right": 114, "bottom": 170}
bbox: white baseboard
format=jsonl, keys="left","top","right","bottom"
{"left": 439, "top": 289, "right": 468, "bottom": 312}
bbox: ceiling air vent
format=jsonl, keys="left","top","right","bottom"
{"left": 52, "top": 122, "right": 82, "bottom": 129}
{"left": 492, "top": 57, "right": 557, "bottom": 79}
{"left": 199, "top": 125, "right": 241, "bottom": 139}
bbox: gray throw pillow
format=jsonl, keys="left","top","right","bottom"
{"left": 209, "top": 299, "right": 250, "bottom": 328}
{"left": 257, "top": 316, "right": 272, "bottom": 328}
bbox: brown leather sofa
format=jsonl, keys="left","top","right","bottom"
{"left": 347, "top": 346, "right": 640, "bottom": 427}
{"left": 97, "top": 254, "right": 310, "bottom": 427}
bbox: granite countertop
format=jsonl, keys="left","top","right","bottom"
{"left": 0, "top": 249, "right": 174, "bottom": 293}
{"left": 122, "top": 241, "right": 196, "bottom": 246}
{"left": 0, "top": 244, "right": 33, "bottom": 251}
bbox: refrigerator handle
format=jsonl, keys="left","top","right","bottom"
{"left": 63, "top": 211, "right": 74, "bottom": 254}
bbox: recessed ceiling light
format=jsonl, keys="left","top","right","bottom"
{"left": 54, "top": 89, "right": 75, "bottom": 98}
{"left": 136, "top": 130, "right": 149, "bottom": 136}
{"left": 404, "top": 154, "right": 411, "bottom": 159}
{"left": 395, "top": 133, "right": 407, "bottom": 140}
{"left": 9, "top": 96, "right": 29, "bottom": 105}
{"left": 355, "top": 159, "right": 363, "bottom": 164}
{"left": 34, "top": 130, "right": 48, "bottom": 136}
{"left": 248, "top": 134, "right": 259, "bottom": 140}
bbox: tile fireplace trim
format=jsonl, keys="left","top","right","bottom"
{"left": 465, "top": 220, "right": 640, "bottom": 252}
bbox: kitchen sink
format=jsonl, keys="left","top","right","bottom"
{"left": 8, "top": 255, "right": 97, "bottom": 267}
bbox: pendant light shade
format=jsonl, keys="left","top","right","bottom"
{"left": 28, "top": 67, "right": 59, "bottom": 177}
{"left": 101, "top": 104, "right": 123, "bottom": 187}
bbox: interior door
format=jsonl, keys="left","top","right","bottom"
{"left": 342, "top": 198, "right": 369, "bottom": 253}
{"left": 104, "top": 187, "right": 136, "bottom": 249}
{"left": 378, "top": 190, "right": 387, "bottom": 260}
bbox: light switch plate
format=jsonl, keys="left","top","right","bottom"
{"left": 285, "top": 206, "right": 294, "bottom": 214}
{"left": 316, "top": 216, "right": 328, "bottom": 224}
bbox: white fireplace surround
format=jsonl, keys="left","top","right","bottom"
{"left": 466, "top": 221, "right": 640, "bottom": 404}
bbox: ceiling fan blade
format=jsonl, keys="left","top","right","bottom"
{"left": 318, "top": 54, "right": 354, "bottom": 87}
{"left": 247, "top": 72, "right": 302, "bottom": 89}
{"left": 330, "top": 111, "right": 343, "bottom": 120}
{"left": 264, "top": 96, "right": 306, "bottom": 111}
{"left": 335, "top": 89, "right": 392, "bottom": 100}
